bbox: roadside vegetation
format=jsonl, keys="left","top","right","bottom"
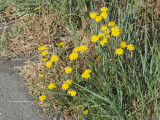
{"left": 0, "top": 0, "right": 160, "bottom": 119}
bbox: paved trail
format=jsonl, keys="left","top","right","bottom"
{"left": 0, "top": 57, "right": 49, "bottom": 120}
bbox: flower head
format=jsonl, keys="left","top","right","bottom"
{"left": 65, "top": 67, "right": 72, "bottom": 74}
{"left": 79, "top": 45, "right": 88, "bottom": 52}
{"left": 38, "top": 46, "right": 46, "bottom": 51}
{"left": 120, "top": 41, "right": 127, "bottom": 48}
{"left": 56, "top": 42, "right": 65, "bottom": 46}
{"left": 116, "top": 48, "right": 123, "bottom": 55}
{"left": 108, "top": 21, "right": 115, "bottom": 26}
{"left": 73, "top": 47, "right": 80, "bottom": 52}
{"left": 83, "top": 109, "right": 88, "bottom": 114}
{"left": 90, "top": 12, "right": 97, "bottom": 19}
{"left": 101, "top": 26, "right": 108, "bottom": 31}
{"left": 82, "top": 69, "right": 92, "bottom": 79}
{"left": 41, "top": 58, "right": 49, "bottom": 62}
{"left": 98, "top": 33, "right": 105, "bottom": 39}
{"left": 100, "top": 38, "right": 108, "bottom": 46}
{"left": 95, "top": 16, "right": 102, "bottom": 22}
{"left": 69, "top": 52, "right": 79, "bottom": 60}
{"left": 48, "top": 83, "right": 56, "bottom": 89}
{"left": 96, "top": 56, "right": 102, "bottom": 61}
{"left": 67, "top": 89, "right": 76, "bottom": 96}
{"left": 62, "top": 83, "right": 69, "bottom": 90}
{"left": 65, "top": 80, "right": 72, "bottom": 85}
{"left": 41, "top": 74, "right": 44, "bottom": 78}
{"left": 91, "top": 35, "right": 98, "bottom": 42}
{"left": 46, "top": 61, "right": 52, "bottom": 68}
{"left": 111, "top": 26, "right": 122, "bottom": 36}
{"left": 42, "top": 50, "right": 48, "bottom": 56}
{"left": 51, "top": 55, "right": 59, "bottom": 62}
{"left": 127, "top": 44, "right": 135, "bottom": 51}
{"left": 104, "top": 29, "right": 110, "bottom": 34}
{"left": 100, "top": 12, "right": 108, "bottom": 19}
{"left": 39, "top": 95, "right": 46, "bottom": 102}
{"left": 101, "top": 7, "right": 108, "bottom": 12}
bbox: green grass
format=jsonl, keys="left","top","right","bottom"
{"left": 1, "top": 0, "right": 160, "bottom": 119}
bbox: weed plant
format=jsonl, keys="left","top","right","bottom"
{"left": 1, "top": 0, "right": 160, "bottom": 119}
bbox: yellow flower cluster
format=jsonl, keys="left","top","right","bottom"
{"left": 111, "top": 26, "right": 123, "bottom": 37}
{"left": 65, "top": 66, "right": 72, "bottom": 74}
{"left": 69, "top": 45, "right": 88, "bottom": 60}
{"left": 116, "top": 41, "right": 135, "bottom": 55}
{"left": 90, "top": 7, "right": 108, "bottom": 22}
{"left": 38, "top": 46, "right": 46, "bottom": 51}
{"left": 83, "top": 109, "right": 88, "bottom": 114}
{"left": 39, "top": 95, "right": 46, "bottom": 102}
{"left": 48, "top": 83, "right": 56, "bottom": 89}
{"left": 82, "top": 69, "right": 92, "bottom": 79}
{"left": 62, "top": 80, "right": 72, "bottom": 90}
{"left": 67, "top": 89, "right": 77, "bottom": 96}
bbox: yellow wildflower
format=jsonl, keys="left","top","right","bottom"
{"left": 90, "top": 12, "right": 97, "bottom": 19}
{"left": 38, "top": 46, "right": 46, "bottom": 51}
{"left": 96, "top": 56, "right": 102, "bottom": 61}
{"left": 106, "top": 35, "right": 110, "bottom": 39}
{"left": 91, "top": 35, "right": 98, "bottom": 42}
{"left": 46, "top": 61, "right": 52, "bottom": 68}
{"left": 51, "top": 55, "right": 59, "bottom": 62}
{"left": 79, "top": 45, "right": 88, "bottom": 52}
{"left": 68, "top": 89, "right": 76, "bottom": 96}
{"left": 101, "top": 7, "right": 108, "bottom": 12}
{"left": 127, "top": 44, "right": 135, "bottom": 51}
{"left": 95, "top": 16, "right": 102, "bottom": 22}
{"left": 120, "top": 41, "right": 127, "bottom": 48}
{"left": 69, "top": 52, "right": 79, "bottom": 60}
{"left": 100, "top": 38, "right": 108, "bottom": 46}
{"left": 85, "top": 69, "right": 92, "bottom": 73}
{"left": 62, "top": 83, "right": 69, "bottom": 90}
{"left": 48, "top": 83, "right": 56, "bottom": 89}
{"left": 56, "top": 42, "right": 65, "bottom": 46}
{"left": 111, "top": 26, "right": 122, "bottom": 36}
{"left": 65, "top": 67, "right": 72, "bottom": 74}
{"left": 73, "top": 47, "right": 80, "bottom": 52}
{"left": 100, "top": 12, "right": 108, "bottom": 19}
{"left": 104, "top": 29, "right": 110, "bottom": 34}
{"left": 40, "top": 74, "right": 44, "bottom": 78}
{"left": 101, "top": 26, "right": 108, "bottom": 31}
{"left": 65, "top": 80, "right": 72, "bottom": 85}
{"left": 41, "top": 58, "right": 49, "bottom": 62}
{"left": 83, "top": 110, "right": 88, "bottom": 114}
{"left": 98, "top": 33, "right": 105, "bottom": 39}
{"left": 39, "top": 95, "right": 46, "bottom": 102}
{"left": 82, "top": 69, "right": 91, "bottom": 79}
{"left": 108, "top": 21, "right": 115, "bottom": 26}
{"left": 42, "top": 50, "right": 48, "bottom": 56}
{"left": 116, "top": 48, "right": 123, "bottom": 55}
